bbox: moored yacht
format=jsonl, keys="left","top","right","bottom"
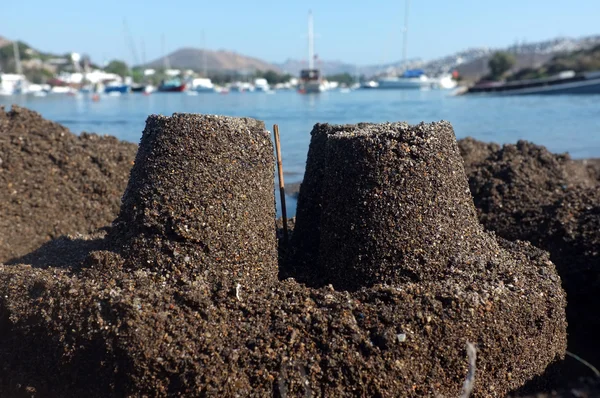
{"left": 377, "top": 69, "right": 432, "bottom": 89}
{"left": 253, "top": 78, "right": 272, "bottom": 92}
{"left": 192, "top": 78, "right": 215, "bottom": 93}
{"left": 298, "top": 69, "right": 324, "bottom": 94}
{"left": 464, "top": 70, "right": 600, "bottom": 95}
{"left": 298, "top": 11, "right": 325, "bottom": 94}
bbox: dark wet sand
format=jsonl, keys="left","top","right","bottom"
{"left": 0, "top": 109, "right": 594, "bottom": 396}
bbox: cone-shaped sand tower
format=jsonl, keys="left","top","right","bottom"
{"left": 110, "top": 114, "right": 278, "bottom": 285}
{"left": 319, "top": 122, "right": 503, "bottom": 289}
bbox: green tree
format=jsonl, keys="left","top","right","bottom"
{"left": 254, "top": 70, "right": 292, "bottom": 85}
{"left": 131, "top": 67, "right": 145, "bottom": 83}
{"left": 104, "top": 60, "right": 129, "bottom": 77}
{"left": 27, "top": 68, "right": 54, "bottom": 84}
{"left": 488, "top": 52, "right": 516, "bottom": 80}
{"left": 326, "top": 73, "right": 355, "bottom": 86}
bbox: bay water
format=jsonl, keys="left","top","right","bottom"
{"left": 3, "top": 90, "right": 599, "bottom": 215}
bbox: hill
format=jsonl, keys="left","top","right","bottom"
{"left": 454, "top": 53, "right": 555, "bottom": 82}
{"left": 506, "top": 43, "right": 600, "bottom": 81}
{"left": 0, "top": 36, "right": 10, "bottom": 48}
{"left": 143, "top": 48, "right": 281, "bottom": 73}
{"left": 0, "top": 39, "right": 63, "bottom": 82}
{"left": 277, "top": 59, "right": 357, "bottom": 76}
{"left": 540, "top": 43, "right": 600, "bottom": 74}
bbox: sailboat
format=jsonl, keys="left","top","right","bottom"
{"left": 298, "top": 11, "right": 325, "bottom": 94}
{"left": 1, "top": 41, "right": 30, "bottom": 95}
{"left": 377, "top": 0, "right": 434, "bottom": 90}
{"left": 157, "top": 35, "right": 186, "bottom": 93}
{"left": 193, "top": 32, "right": 216, "bottom": 93}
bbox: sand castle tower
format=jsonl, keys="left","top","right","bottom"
{"left": 292, "top": 122, "right": 528, "bottom": 290}
{"left": 110, "top": 114, "right": 278, "bottom": 285}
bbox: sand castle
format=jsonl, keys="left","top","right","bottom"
{"left": 0, "top": 114, "right": 566, "bottom": 396}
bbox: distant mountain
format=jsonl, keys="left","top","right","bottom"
{"left": 275, "top": 58, "right": 420, "bottom": 78}
{"left": 427, "top": 35, "right": 600, "bottom": 81}
{"left": 454, "top": 53, "right": 555, "bottom": 82}
{"left": 3, "top": 33, "right": 600, "bottom": 81}
{"left": 280, "top": 35, "right": 600, "bottom": 79}
{"left": 277, "top": 59, "right": 357, "bottom": 76}
{"left": 143, "top": 48, "right": 281, "bottom": 73}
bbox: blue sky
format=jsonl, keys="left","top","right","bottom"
{"left": 2, "top": 0, "right": 600, "bottom": 66}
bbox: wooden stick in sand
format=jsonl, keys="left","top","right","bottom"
{"left": 273, "top": 124, "right": 288, "bottom": 244}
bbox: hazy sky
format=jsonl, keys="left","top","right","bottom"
{"left": 2, "top": 0, "right": 600, "bottom": 66}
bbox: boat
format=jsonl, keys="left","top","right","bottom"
{"left": 156, "top": 37, "right": 186, "bottom": 92}
{"left": 0, "top": 73, "right": 28, "bottom": 95}
{"left": 253, "top": 78, "right": 272, "bottom": 93}
{"left": 158, "top": 79, "right": 186, "bottom": 92}
{"left": 192, "top": 78, "right": 216, "bottom": 93}
{"left": 464, "top": 70, "right": 600, "bottom": 95}
{"left": 435, "top": 74, "right": 458, "bottom": 90}
{"left": 50, "top": 86, "right": 76, "bottom": 95}
{"left": 28, "top": 84, "right": 50, "bottom": 96}
{"left": 104, "top": 82, "right": 130, "bottom": 94}
{"left": 229, "top": 81, "right": 254, "bottom": 93}
{"left": 376, "top": 0, "right": 448, "bottom": 91}
{"left": 360, "top": 80, "right": 379, "bottom": 89}
{"left": 131, "top": 84, "right": 156, "bottom": 94}
{"left": 298, "top": 11, "right": 325, "bottom": 94}
{"left": 298, "top": 69, "right": 324, "bottom": 94}
{"left": 377, "top": 69, "right": 434, "bottom": 89}
{"left": 0, "top": 43, "right": 30, "bottom": 95}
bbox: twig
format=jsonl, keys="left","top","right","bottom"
{"left": 566, "top": 350, "right": 600, "bottom": 379}
{"left": 273, "top": 124, "right": 288, "bottom": 244}
{"left": 460, "top": 342, "right": 477, "bottom": 398}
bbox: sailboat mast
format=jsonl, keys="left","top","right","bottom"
{"left": 202, "top": 30, "right": 207, "bottom": 77}
{"left": 162, "top": 34, "right": 171, "bottom": 70}
{"left": 141, "top": 39, "right": 146, "bottom": 65}
{"left": 13, "top": 41, "right": 22, "bottom": 75}
{"left": 123, "top": 19, "right": 140, "bottom": 66}
{"left": 402, "top": 0, "right": 410, "bottom": 67}
{"left": 308, "top": 11, "right": 314, "bottom": 70}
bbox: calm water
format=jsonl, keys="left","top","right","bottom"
{"left": 3, "top": 90, "right": 600, "bottom": 215}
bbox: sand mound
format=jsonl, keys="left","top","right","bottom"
{"left": 461, "top": 138, "right": 600, "bottom": 389}
{"left": 0, "top": 106, "right": 137, "bottom": 263}
{"left": 0, "top": 117, "right": 566, "bottom": 397}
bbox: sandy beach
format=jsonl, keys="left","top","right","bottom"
{"left": 0, "top": 106, "right": 598, "bottom": 396}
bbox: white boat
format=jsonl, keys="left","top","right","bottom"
{"left": 50, "top": 86, "right": 76, "bottom": 94}
{"left": 229, "top": 81, "right": 254, "bottom": 92}
{"left": 0, "top": 43, "right": 30, "bottom": 95}
{"left": 377, "top": 69, "right": 433, "bottom": 89}
{"left": 28, "top": 84, "right": 49, "bottom": 96}
{"left": 0, "top": 73, "right": 28, "bottom": 95}
{"left": 376, "top": 0, "right": 455, "bottom": 90}
{"left": 192, "top": 77, "right": 215, "bottom": 93}
{"left": 436, "top": 74, "right": 458, "bottom": 90}
{"left": 361, "top": 80, "right": 379, "bottom": 89}
{"left": 254, "top": 78, "right": 272, "bottom": 92}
